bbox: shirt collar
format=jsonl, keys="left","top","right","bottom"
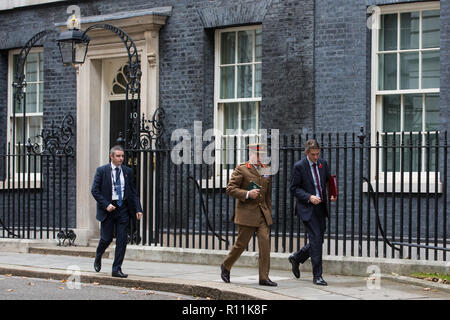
{"left": 247, "top": 161, "right": 262, "bottom": 170}
{"left": 307, "top": 157, "right": 319, "bottom": 167}
{"left": 111, "top": 163, "right": 121, "bottom": 171}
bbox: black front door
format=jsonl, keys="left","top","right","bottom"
{"left": 110, "top": 100, "right": 126, "bottom": 149}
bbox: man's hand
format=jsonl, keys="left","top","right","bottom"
{"left": 106, "top": 204, "right": 116, "bottom": 212}
{"left": 136, "top": 212, "right": 143, "bottom": 220}
{"left": 309, "top": 195, "right": 322, "bottom": 205}
{"left": 330, "top": 195, "right": 337, "bottom": 202}
{"left": 248, "top": 188, "right": 260, "bottom": 199}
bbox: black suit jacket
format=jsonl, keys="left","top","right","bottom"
{"left": 290, "top": 157, "right": 331, "bottom": 222}
{"left": 91, "top": 164, "right": 143, "bottom": 222}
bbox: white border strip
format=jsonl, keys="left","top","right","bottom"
{"left": 0, "top": 0, "right": 68, "bottom": 11}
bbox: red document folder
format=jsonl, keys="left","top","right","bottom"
{"left": 328, "top": 175, "right": 338, "bottom": 199}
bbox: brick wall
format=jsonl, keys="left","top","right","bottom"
{"left": 314, "top": 0, "right": 368, "bottom": 134}
{"left": 0, "top": 0, "right": 447, "bottom": 234}
{"left": 314, "top": 0, "right": 446, "bottom": 134}
{"left": 156, "top": 0, "right": 316, "bottom": 136}
{"left": 0, "top": 2, "right": 78, "bottom": 228}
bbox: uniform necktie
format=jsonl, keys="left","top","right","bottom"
{"left": 115, "top": 167, "right": 122, "bottom": 207}
{"left": 312, "top": 163, "right": 323, "bottom": 200}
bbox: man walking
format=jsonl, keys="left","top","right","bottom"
{"left": 288, "top": 139, "right": 336, "bottom": 286}
{"left": 91, "top": 145, "right": 143, "bottom": 278}
{"left": 220, "top": 143, "right": 277, "bottom": 287}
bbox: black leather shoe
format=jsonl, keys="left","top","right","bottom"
{"left": 259, "top": 279, "right": 278, "bottom": 286}
{"left": 94, "top": 255, "right": 101, "bottom": 272}
{"left": 313, "top": 277, "right": 328, "bottom": 286}
{"left": 288, "top": 255, "right": 300, "bottom": 279}
{"left": 112, "top": 270, "right": 128, "bottom": 278}
{"left": 220, "top": 264, "right": 230, "bottom": 283}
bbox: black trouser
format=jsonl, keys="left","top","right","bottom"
{"left": 96, "top": 200, "right": 129, "bottom": 273}
{"left": 292, "top": 203, "right": 327, "bottom": 279}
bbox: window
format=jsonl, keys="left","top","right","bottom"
{"left": 215, "top": 26, "right": 262, "bottom": 167}
{"left": 8, "top": 49, "right": 44, "bottom": 174}
{"left": 372, "top": 3, "right": 440, "bottom": 174}
{"left": 111, "top": 63, "right": 130, "bottom": 96}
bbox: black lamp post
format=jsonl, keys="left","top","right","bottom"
{"left": 57, "top": 28, "right": 90, "bottom": 66}
{"left": 56, "top": 19, "right": 142, "bottom": 150}
{"left": 57, "top": 14, "right": 89, "bottom": 66}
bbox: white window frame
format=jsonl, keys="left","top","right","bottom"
{"left": 2, "top": 47, "right": 44, "bottom": 187}
{"left": 214, "top": 25, "right": 262, "bottom": 176}
{"left": 0, "top": 1, "right": 67, "bottom": 11}
{"left": 369, "top": 1, "right": 441, "bottom": 193}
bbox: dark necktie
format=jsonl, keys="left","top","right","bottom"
{"left": 115, "top": 167, "right": 123, "bottom": 207}
{"left": 312, "top": 163, "right": 323, "bottom": 200}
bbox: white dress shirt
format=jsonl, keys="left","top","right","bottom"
{"left": 111, "top": 164, "right": 125, "bottom": 200}
{"left": 307, "top": 157, "right": 322, "bottom": 199}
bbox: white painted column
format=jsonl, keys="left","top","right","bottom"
{"left": 145, "top": 28, "right": 161, "bottom": 118}
{"left": 74, "top": 59, "right": 103, "bottom": 245}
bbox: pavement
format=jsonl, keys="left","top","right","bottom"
{"left": 0, "top": 248, "right": 449, "bottom": 300}
{"left": 0, "top": 274, "right": 203, "bottom": 300}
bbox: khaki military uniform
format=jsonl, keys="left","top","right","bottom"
{"left": 223, "top": 162, "right": 272, "bottom": 281}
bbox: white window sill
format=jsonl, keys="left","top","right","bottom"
{"left": 363, "top": 176, "right": 443, "bottom": 194}
{"left": 0, "top": 179, "right": 42, "bottom": 190}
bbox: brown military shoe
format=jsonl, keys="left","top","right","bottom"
{"left": 259, "top": 279, "right": 278, "bottom": 286}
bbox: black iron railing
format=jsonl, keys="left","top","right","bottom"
{"left": 0, "top": 114, "right": 76, "bottom": 242}
{"left": 0, "top": 107, "right": 447, "bottom": 261}
{"left": 124, "top": 125, "right": 448, "bottom": 261}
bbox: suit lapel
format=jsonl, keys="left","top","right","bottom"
{"left": 106, "top": 165, "right": 112, "bottom": 197}
{"left": 123, "top": 166, "right": 129, "bottom": 195}
{"left": 317, "top": 160, "right": 326, "bottom": 189}
{"left": 303, "top": 158, "right": 315, "bottom": 187}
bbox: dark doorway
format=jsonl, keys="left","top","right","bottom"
{"left": 110, "top": 100, "right": 126, "bottom": 149}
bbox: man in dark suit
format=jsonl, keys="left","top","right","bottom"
{"left": 91, "top": 145, "right": 143, "bottom": 278}
{"left": 288, "top": 139, "right": 336, "bottom": 286}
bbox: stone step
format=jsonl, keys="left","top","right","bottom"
{"left": 28, "top": 246, "right": 113, "bottom": 258}
{"left": 88, "top": 239, "right": 116, "bottom": 248}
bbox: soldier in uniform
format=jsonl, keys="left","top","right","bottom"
{"left": 220, "top": 143, "right": 277, "bottom": 286}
